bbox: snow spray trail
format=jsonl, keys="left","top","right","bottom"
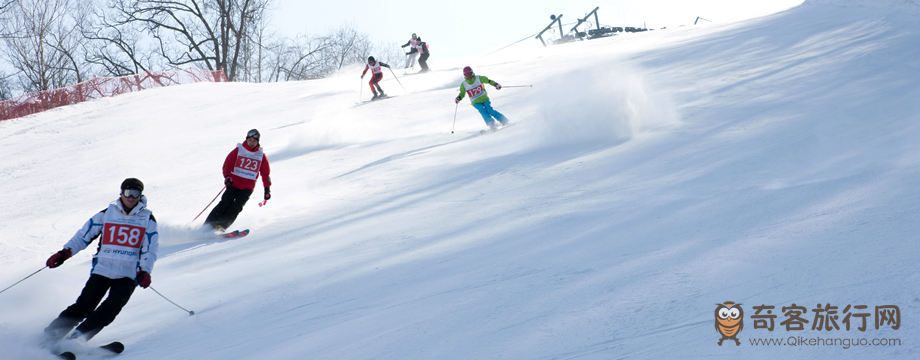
{"left": 523, "top": 64, "right": 679, "bottom": 147}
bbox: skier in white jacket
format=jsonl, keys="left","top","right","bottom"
{"left": 42, "top": 178, "right": 159, "bottom": 345}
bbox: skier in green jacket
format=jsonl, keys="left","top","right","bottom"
{"left": 455, "top": 66, "right": 508, "bottom": 130}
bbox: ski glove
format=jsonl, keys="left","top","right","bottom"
{"left": 455, "top": 96, "right": 461, "bottom": 104}
{"left": 264, "top": 187, "right": 271, "bottom": 201}
{"left": 224, "top": 175, "right": 233, "bottom": 186}
{"left": 360, "top": 74, "right": 364, "bottom": 79}
{"left": 46, "top": 249, "right": 72, "bottom": 268}
{"left": 136, "top": 271, "right": 151, "bottom": 288}
{"left": 495, "top": 84, "right": 502, "bottom": 90}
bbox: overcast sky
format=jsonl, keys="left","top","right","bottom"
{"left": 268, "top": 0, "right": 805, "bottom": 61}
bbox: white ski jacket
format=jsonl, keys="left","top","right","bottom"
{"left": 63, "top": 196, "right": 159, "bottom": 280}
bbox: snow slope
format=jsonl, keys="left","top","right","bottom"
{"left": 2, "top": 0, "right": 919, "bottom": 359}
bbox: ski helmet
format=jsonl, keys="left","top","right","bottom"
{"left": 368, "top": 56, "right": 375, "bottom": 63}
{"left": 463, "top": 66, "right": 473, "bottom": 79}
{"left": 247, "top": 129, "right": 260, "bottom": 140}
{"left": 121, "top": 178, "right": 144, "bottom": 192}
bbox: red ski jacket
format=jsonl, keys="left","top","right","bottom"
{"left": 222, "top": 142, "right": 272, "bottom": 191}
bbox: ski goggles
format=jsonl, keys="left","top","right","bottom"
{"left": 122, "top": 188, "right": 142, "bottom": 198}
{"left": 247, "top": 131, "right": 260, "bottom": 140}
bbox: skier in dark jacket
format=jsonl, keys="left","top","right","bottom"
{"left": 42, "top": 178, "right": 158, "bottom": 351}
{"left": 416, "top": 37, "right": 430, "bottom": 72}
{"left": 204, "top": 129, "right": 272, "bottom": 231}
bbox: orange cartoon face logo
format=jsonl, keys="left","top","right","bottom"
{"left": 715, "top": 301, "right": 743, "bottom": 346}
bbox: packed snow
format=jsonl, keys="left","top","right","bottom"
{"left": 1, "top": 0, "right": 919, "bottom": 359}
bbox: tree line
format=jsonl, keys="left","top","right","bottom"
{"left": 0, "top": 0, "right": 402, "bottom": 99}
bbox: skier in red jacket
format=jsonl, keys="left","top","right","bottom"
{"left": 204, "top": 129, "right": 272, "bottom": 231}
{"left": 361, "top": 56, "right": 391, "bottom": 100}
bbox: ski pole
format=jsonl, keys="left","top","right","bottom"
{"left": 0, "top": 266, "right": 45, "bottom": 295}
{"left": 192, "top": 185, "right": 226, "bottom": 222}
{"left": 150, "top": 286, "right": 195, "bottom": 316}
{"left": 359, "top": 77, "right": 363, "bottom": 102}
{"left": 451, "top": 103, "right": 459, "bottom": 134}
{"left": 501, "top": 85, "right": 533, "bottom": 88}
{"left": 258, "top": 198, "right": 268, "bottom": 207}
{"left": 387, "top": 67, "right": 407, "bottom": 92}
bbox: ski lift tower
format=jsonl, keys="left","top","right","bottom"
{"left": 571, "top": 7, "right": 600, "bottom": 39}
{"left": 536, "top": 14, "right": 566, "bottom": 46}
{"left": 694, "top": 17, "right": 712, "bottom": 25}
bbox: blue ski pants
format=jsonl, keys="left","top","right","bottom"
{"left": 472, "top": 100, "right": 507, "bottom": 126}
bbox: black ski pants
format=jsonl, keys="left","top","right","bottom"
{"left": 418, "top": 53, "right": 430, "bottom": 70}
{"left": 205, "top": 185, "right": 252, "bottom": 229}
{"left": 44, "top": 274, "right": 136, "bottom": 341}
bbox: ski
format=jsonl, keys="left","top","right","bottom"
{"left": 100, "top": 341, "right": 125, "bottom": 354}
{"left": 194, "top": 229, "right": 250, "bottom": 241}
{"left": 479, "top": 122, "right": 514, "bottom": 134}
{"left": 219, "top": 229, "right": 250, "bottom": 239}
{"left": 54, "top": 341, "right": 124, "bottom": 359}
{"left": 363, "top": 95, "right": 397, "bottom": 103}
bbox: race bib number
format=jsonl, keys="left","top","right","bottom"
{"left": 466, "top": 85, "right": 484, "bottom": 99}
{"left": 236, "top": 157, "right": 261, "bottom": 172}
{"left": 103, "top": 224, "right": 145, "bottom": 249}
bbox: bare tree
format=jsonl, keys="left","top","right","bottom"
{"left": 108, "top": 0, "right": 272, "bottom": 81}
{"left": 2, "top": 0, "right": 88, "bottom": 92}
{"left": 1, "top": 0, "right": 16, "bottom": 38}
{"left": 273, "top": 34, "right": 332, "bottom": 81}
{"left": 236, "top": 2, "right": 275, "bottom": 82}
{"left": 323, "top": 24, "right": 373, "bottom": 73}
{"left": 373, "top": 40, "right": 405, "bottom": 69}
{"left": 0, "top": 71, "right": 13, "bottom": 100}
{"left": 82, "top": 7, "right": 161, "bottom": 77}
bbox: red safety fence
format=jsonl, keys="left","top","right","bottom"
{"left": 0, "top": 68, "right": 227, "bottom": 121}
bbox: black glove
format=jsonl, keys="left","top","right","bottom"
{"left": 455, "top": 96, "right": 461, "bottom": 104}
{"left": 224, "top": 176, "right": 233, "bottom": 186}
{"left": 384, "top": 64, "right": 390, "bottom": 68}
{"left": 360, "top": 74, "right": 364, "bottom": 79}
{"left": 264, "top": 187, "right": 271, "bottom": 201}
{"left": 46, "top": 249, "right": 72, "bottom": 268}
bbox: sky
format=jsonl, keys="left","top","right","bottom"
{"left": 269, "top": 0, "right": 805, "bottom": 60}
{"left": 3, "top": 0, "right": 920, "bottom": 359}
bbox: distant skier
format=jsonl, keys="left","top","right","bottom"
{"left": 401, "top": 33, "right": 419, "bottom": 69}
{"left": 455, "top": 66, "right": 508, "bottom": 130}
{"left": 204, "top": 129, "right": 272, "bottom": 231}
{"left": 42, "top": 178, "right": 159, "bottom": 348}
{"left": 416, "top": 37, "right": 430, "bottom": 73}
{"left": 361, "top": 56, "right": 391, "bottom": 100}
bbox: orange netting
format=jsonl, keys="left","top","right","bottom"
{"left": 0, "top": 68, "right": 227, "bottom": 121}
